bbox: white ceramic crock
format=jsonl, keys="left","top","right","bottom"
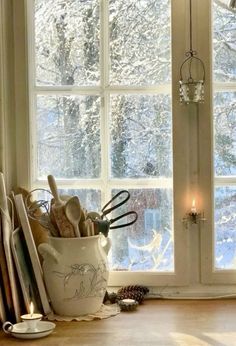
{"left": 38, "top": 235, "right": 111, "bottom": 317}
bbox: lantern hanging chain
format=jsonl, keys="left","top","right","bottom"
{"left": 179, "top": 0, "right": 205, "bottom": 83}
{"left": 186, "top": 0, "right": 197, "bottom": 58}
{"left": 187, "top": 0, "right": 196, "bottom": 81}
{"left": 189, "top": 0, "right": 193, "bottom": 53}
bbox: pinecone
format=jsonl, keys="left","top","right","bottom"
{"left": 117, "top": 285, "right": 149, "bottom": 296}
{"left": 116, "top": 290, "right": 145, "bottom": 304}
{"left": 108, "top": 292, "right": 118, "bottom": 304}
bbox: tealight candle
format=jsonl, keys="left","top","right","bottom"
{"left": 21, "top": 302, "right": 42, "bottom": 331}
{"left": 121, "top": 298, "right": 136, "bottom": 305}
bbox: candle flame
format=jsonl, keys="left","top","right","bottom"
{"left": 30, "top": 301, "right": 34, "bottom": 317}
{"left": 191, "top": 198, "right": 197, "bottom": 214}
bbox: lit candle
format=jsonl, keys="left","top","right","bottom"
{"left": 191, "top": 199, "right": 197, "bottom": 214}
{"left": 21, "top": 302, "right": 42, "bottom": 330}
{"left": 121, "top": 298, "right": 136, "bottom": 305}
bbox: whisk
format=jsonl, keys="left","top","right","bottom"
{"left": 25, "top": 189, "right": 59, "bottom": 237}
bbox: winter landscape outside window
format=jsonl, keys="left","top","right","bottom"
{"left": 28, "top": 0, "right": 236, "bottom": 280}
{"left": 32, "top": 0, "right": 173, "bottom": 272}
{"left": 213, "top": 1, "right": 236, "bottom": 270}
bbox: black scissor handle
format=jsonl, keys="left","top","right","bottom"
{"left": 101, "top": 190, "right": 130, "bottom": 217}
{"left": 109, "top": 211, "right": 138, "bottom": 229}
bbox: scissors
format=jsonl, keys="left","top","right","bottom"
{"left": 91, "top": 190, "right": 138, "bottom": 237}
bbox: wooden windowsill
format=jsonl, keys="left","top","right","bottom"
{"left": 1, "top": 299, "right": 236, "bottom": 345}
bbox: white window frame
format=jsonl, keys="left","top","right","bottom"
{"left": 18, "top": 0, "right": 190, "bottom": 287}
{"left": 199, "top": 0, "right": 236, "bottom": 284}
{"left": 11, "top": 0, "right": 236, "bottom": 293}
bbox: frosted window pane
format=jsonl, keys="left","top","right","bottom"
{"left": 213, "top": 1, "right": 236, "bottom": 82}
{"left": 109, "top": 188, "right": 173, "bottom": 271}
{"left": 110, "top": 94, "right": 172, "bottom": 178}
{"left": 58, "top": 189, "right": 101, "bottom": 211}
{"left": 215, "top": 186, "right": 236, "bottom": 269}
{"left": 109, "top": 0, "right": 171, "bottom": 85}
{"left": 36, "top": 95, "right": 101, "bottom": 179}
{"left": 35, "top": 0, "right": 100, "bottom": 86}
{"left": 37, "top": 189, "right": 101, "bottom": 213}
{"left": 214, "top": 92, "right": 236, "bottom": 176}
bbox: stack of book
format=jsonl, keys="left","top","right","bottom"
{"left": 0, "top": 172, "right": 51, "bottom": 324}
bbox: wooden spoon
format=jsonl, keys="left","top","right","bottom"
{"left": 64, "top": 196, "right": 81, "bottom": 237}
{"left": 47, "top": 175, "right": 75, "bottom": 238}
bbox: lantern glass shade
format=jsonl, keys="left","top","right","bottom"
{"left": 179, "top": 79, "right": 204, "bottom": 104}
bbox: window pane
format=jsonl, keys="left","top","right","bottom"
{"left": 35, "top": 0, "right": 100, "bottom": 86}
{"left": 110, "top": 94, "right": 172, "bottom": 178}
{"left": 213, "top": 1, "right": 236, "bottom": 275}
{"left": 109, "top": 0, "right": 171, "bottom": 85}
{"left": 213, "top": 1, "right": 236, "bottom": 82}
{"left": 59, "top": 189, "right": 101, "bottom": 211}
{"left": 215, "top": 186, "right": 236, "bottom": 269}
{"left": 37, "top": 188, "right": 101, "bottom": 213}
{"left": 214, "top": 92, "right": 236, "bottom": 176}
{"left": 36, "top": 95, "right": 101, "bottom": 179}
{"left": 110, "top": 188, "right": 174, "bottom": 271}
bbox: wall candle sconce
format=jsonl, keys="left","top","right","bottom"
{"left": 182, "top": 198, "right": 206, "bottom": 227}
{"left": 179, "top": 0, "right": 205, "bottom": 104}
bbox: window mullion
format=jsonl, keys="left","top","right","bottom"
{"left": 214, "top": 83, "right": 236, "bottom": 92}
{"left": 100, "top": 0, "right": 110, "bottom": 206}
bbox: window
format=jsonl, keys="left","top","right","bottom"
{"left": 213, "top": 2, "right": 236, "bottom": 270}
{"left": 200, "top": 0, "right": 236, "bottom": 285}
{"left": 27, "top": 0, "right": 183, "bottom": 286}
{"left": 10, "top": 0, "right": 234, "bottom": 291}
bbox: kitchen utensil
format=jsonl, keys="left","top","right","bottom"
{"left": 49, "top": 195, "right": 72, "bottom": 236}
{"left": 25, "top": 190, "right": 59, "bottom": 238}
{"left": 80, "top": 218, "right": 94, "bottom": 237}
{"left": 47, "top": 175, "right": 75, "bottom": 238}
{"left": 87, "top": 211, "right": 100, "bottom": 220}
{"left": 91, "top": 190, "right": 138, "bottom": 236}
{"left": 64, "top": 196, "right": 81, "bottom": 237}
{"left": 47, "top": 175, "right": 63, "bottom": 207}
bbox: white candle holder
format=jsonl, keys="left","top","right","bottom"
{"left": 20, "top": 313, "right": 42, "bottom": 331}
{"left": 118, "top": 298, "right": 138, "bottom": 311}
{"left": 20, "top": 302, "right": 42, "bottom": 331}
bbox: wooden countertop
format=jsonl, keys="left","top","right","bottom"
{"left": 1, "top": 299, "right": 236, "bottom": 346}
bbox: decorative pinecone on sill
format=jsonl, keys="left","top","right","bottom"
{"left": 116, "top": 290, "right": 144, "bottom": 304}
{"left": 116, "top": 285, "right": 149, "bottom": 304}
{"left": 117, "top": 285, "right": 149, "bottom": 296}
{"left": 104, "top": 285, "right": 149, "bottom": 305}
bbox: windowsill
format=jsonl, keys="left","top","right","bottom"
{"left": 1, "top": 299, "right": 236, "bottom": 345}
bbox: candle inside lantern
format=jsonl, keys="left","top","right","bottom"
{"left": 21, "top": 302, "right": 42, "bottom": 330}
{"left": 191, "top": 199, "right": 197, "bottom": 214}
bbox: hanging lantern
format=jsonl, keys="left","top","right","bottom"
{"left": 179, "top": 0, "right": 205, "bottom": 104}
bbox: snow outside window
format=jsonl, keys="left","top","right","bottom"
{"left": 213, "top": 1, "right": 236, "bottom": 270}
{"left": 29, "top": 0, "right": 175, "bottom": 279}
